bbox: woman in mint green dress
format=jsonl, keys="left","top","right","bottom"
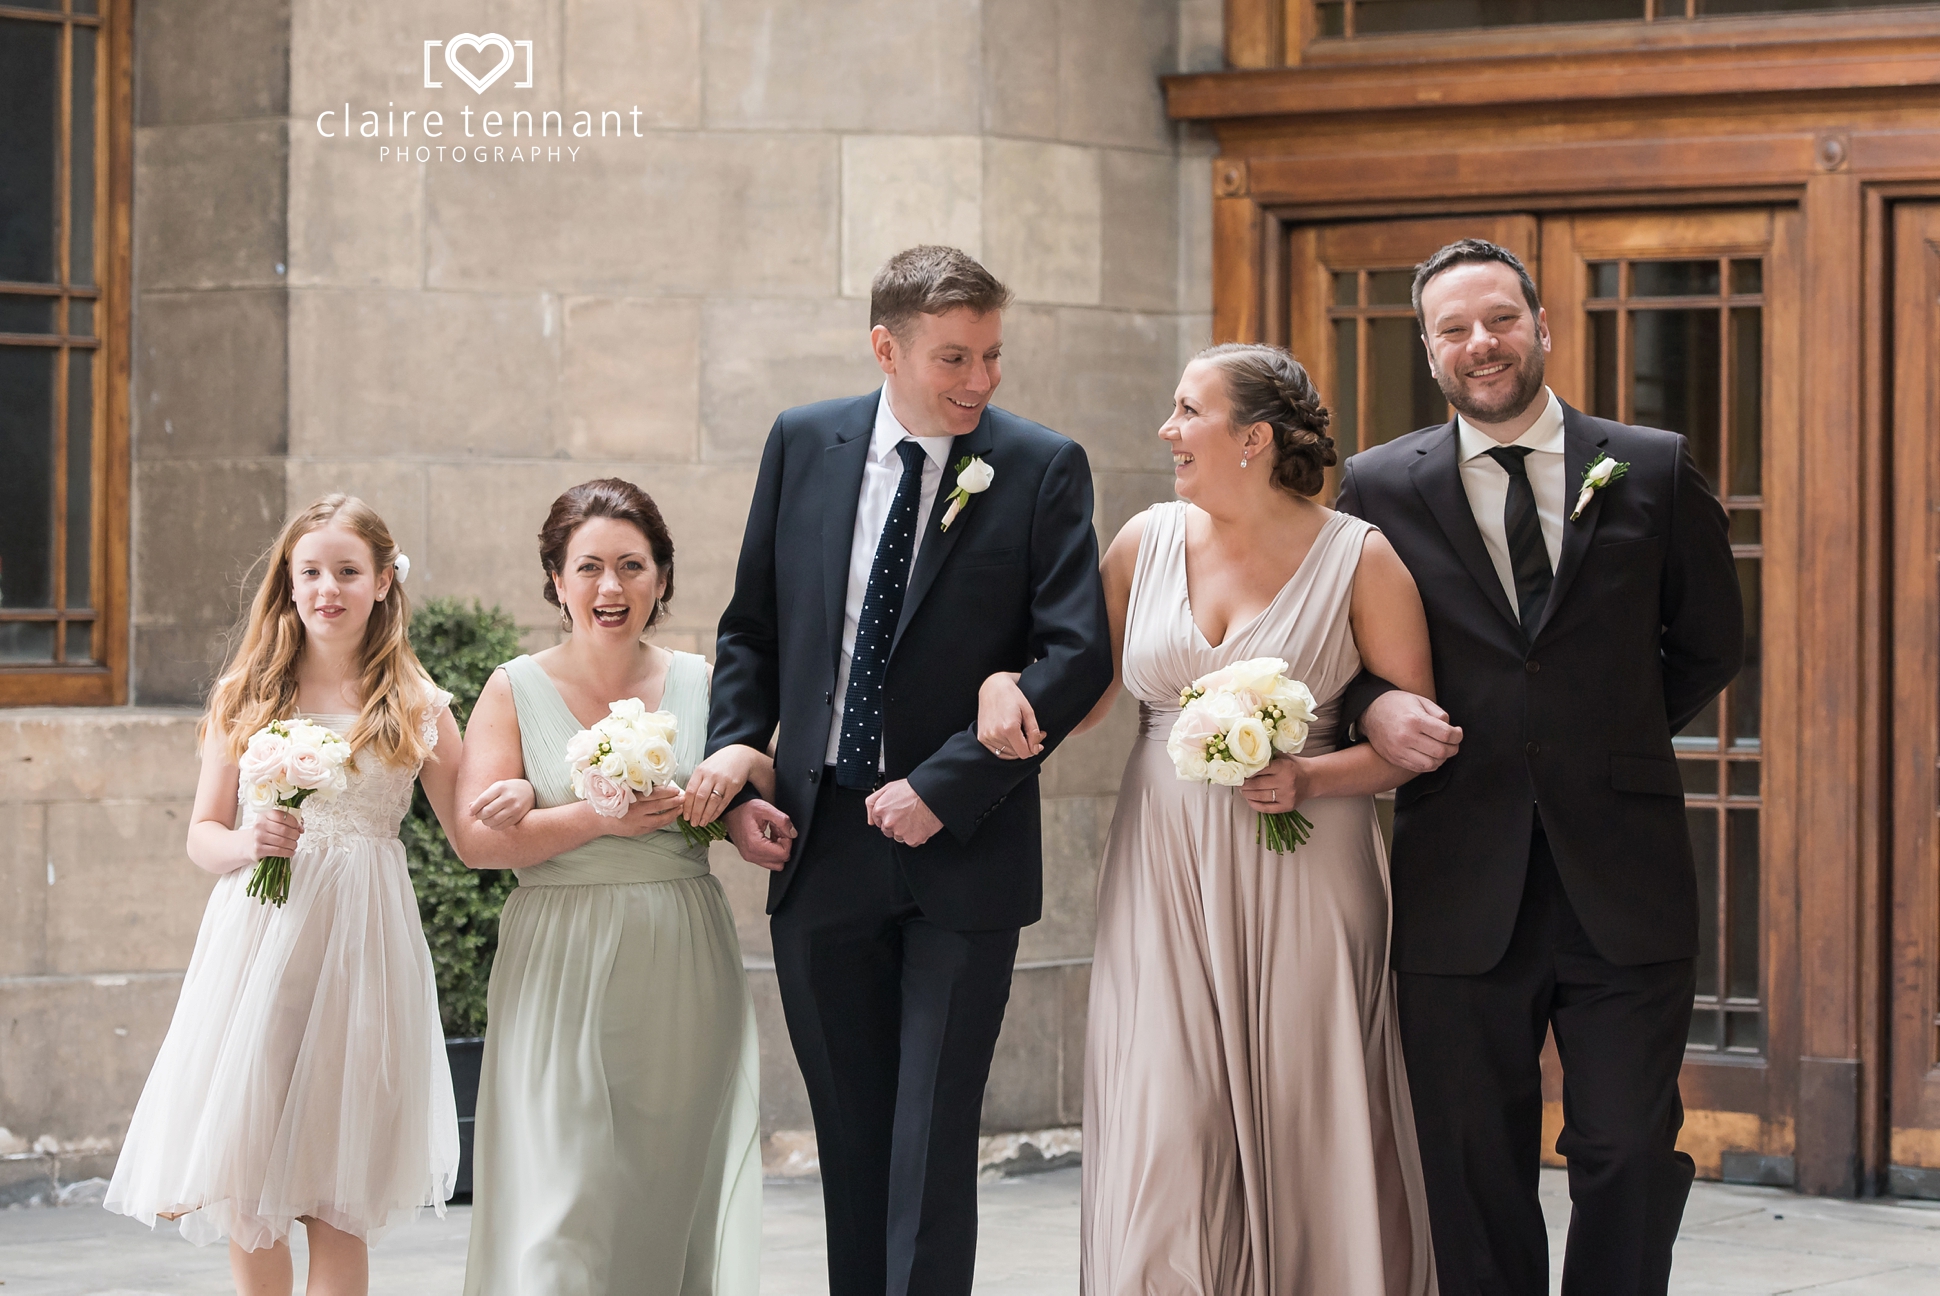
{"left": 451, "top": 479, "right": 770, "bottom": 1295}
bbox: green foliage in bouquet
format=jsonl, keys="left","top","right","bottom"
{"left": 404, "top": 598, "right": 524, "bottom": 1038}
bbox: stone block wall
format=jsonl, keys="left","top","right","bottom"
{"left": 0, "top": 0, "right": 1226, "bottom": 1180}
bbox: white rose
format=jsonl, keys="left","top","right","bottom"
{"left": 641, "top": 710, "right": 680, "bottom": 743}
{"left": 607, "top": 697, "right": 648, "bottom": 723}
{"left": 1226, "top": 718, "right": 1274, "bottom": 773}
{"left": 565, "top": 728, "right": 603, "bottom": 770}
{"left": 1201, "top": 690, "right": 1249, "bottom": 729}
{"left": 956, "top": 457, "right": 994, "bottom": 493}
{"left": 243, "top": 779, "right": 279, "bottom": 810}
{"left": 1207, "top": 759, "right": 1247, "bottom": 787}
{"left": 1586, "top": 456, "right": 1618, "bottom": 488}
{"left": 581, "top": 768, "right": 633, "bottom": 818}
{"left": 1273, "top": 715, "right": 1310, "bottom": 754}
{"left": 598, "top": 750, "right": 631, "bottom": 783}
{"left": 640, "top": 739, "right": 678, "bottom": 786}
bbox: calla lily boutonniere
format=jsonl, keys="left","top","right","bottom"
{"left": 941, "top": 455, "right": 993, "bottom": 531}
{"left": 1571, "top": 455, "right": 1629, "bottom": 521}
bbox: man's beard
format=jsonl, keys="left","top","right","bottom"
{"left": 1437, "top": 346, "right": 1545, "bottom": 425}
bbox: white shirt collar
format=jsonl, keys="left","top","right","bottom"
{"left": 872, "top": 388, "right": 954, "bottom": 467}
{"left": 1457, "top": 388, "right": 1565, "bottom": 463}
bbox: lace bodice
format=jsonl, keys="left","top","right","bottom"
{"left": 236, "top": 687, "right": 451, "bottom": 842}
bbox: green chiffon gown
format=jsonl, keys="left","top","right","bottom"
{"left": 463, "top": 652, "right": 760, "bottom": 1296}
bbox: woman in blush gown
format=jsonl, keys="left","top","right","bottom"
{"left": 980, "top": 345, "right": 1439, "bottom": 1296}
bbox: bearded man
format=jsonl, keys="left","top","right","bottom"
{"left": 1335, "top": 239, "right": 1743, "bottom": 1296}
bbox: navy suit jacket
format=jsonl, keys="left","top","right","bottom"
{"left": 707, "top": 391, "right": 1113, "bottom": 931}
{"left": 1337, "top": 402, "right": 1743, "bottom": 973}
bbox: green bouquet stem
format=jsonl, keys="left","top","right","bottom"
{"left": 676, "top": 816, "right": 731, "bottom": 850}
{"left": 246, "top": 787, "right": 316, "bottom": 907}
{"left": 1256, "top": 808, "right": 1315, "bottom": 854}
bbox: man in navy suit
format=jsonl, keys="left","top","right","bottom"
{"left": 707, "top": 246, "right": 1112, "bottom": 1296}
{"left": 1337, "top": 240, "right": 1743, "bottom": 1296}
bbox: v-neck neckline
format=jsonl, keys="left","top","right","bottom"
{"left": 528, "top": 652, "right": 673, "bottom": 732}
{"left": 1182, "top": 509, "right": 1343, "bottom": 651}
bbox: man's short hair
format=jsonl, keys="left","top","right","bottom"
{"left": 1412, "top": 238, "right": 1542, "bottom": 336}
{"left": 870, "top": 246, "right": 1012, "bottom": 341}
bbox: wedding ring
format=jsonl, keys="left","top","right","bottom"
{"left": 1270, "top": 790, "right": 1277, "bottom": 803}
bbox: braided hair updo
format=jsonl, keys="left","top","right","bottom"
{"left": 1195, "top": 343, "right": 1336, "bottom": 497}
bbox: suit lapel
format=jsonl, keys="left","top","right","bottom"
{"left": 889, "top": 412, "right": 996, "bottom": 658}
{"left": 1409, "top": 420, "right": 1523, "bottom": 635}
{"left": 1532, "top": 403, "right": 1611, "bottom": 643}
{"left": 822, "top": 395, "right": 878, "bottom": 674}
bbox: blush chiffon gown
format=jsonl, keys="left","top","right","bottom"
{"left": 1081, "top": 502, "right": 1437, "bottom": 1296}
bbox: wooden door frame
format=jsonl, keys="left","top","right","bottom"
{"left": 1167, "top": 52, "right": 1940, "bottom": 1194}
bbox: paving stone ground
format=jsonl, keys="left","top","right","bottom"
{"left": 2, "top": 1168, "right": 1936, "bottom": 1294}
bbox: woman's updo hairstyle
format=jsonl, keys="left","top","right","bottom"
{"left": 538, "top": 477, "right": 676, "bottom": 630}
{"left": 1196, "top": 342, "right": 1337, "bottom": 497}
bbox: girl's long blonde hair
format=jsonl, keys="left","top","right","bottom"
{"left": 203, "top": 495, "right": 435, "bottom": 767}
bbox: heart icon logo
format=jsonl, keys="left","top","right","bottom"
{"left": 445, "top": 33, "right": 514, "bottom": 94}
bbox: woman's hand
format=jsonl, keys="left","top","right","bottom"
{"left": 977, "top": 672, "right": 1045, "bottom": 761}
{"left": 241, "top": 808, "right": 302, "bottom": 862}
{"left": 602, "top": 784, "right": 687, "bottom": 838}
{"left": 469, "top": 778, "right": 537, "bottom": 830}
{"left": 685, "top": 745, "right": 762, "bottom": 828}
{"left": 1240, "top": 756, "right": 1306, "bottom": 814}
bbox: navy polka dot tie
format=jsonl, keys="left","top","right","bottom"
{"left": 836, "top": 439, "right": 928, "bottom": 790}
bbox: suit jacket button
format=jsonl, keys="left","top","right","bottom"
{"left": 1525, "top": 660, "right": 1541, "bottom": 674}
{"left": 823, "top": 690, "right": 832, "bottom": 704}
{"left": 1525, "top": 741, "right": 1540, "bottom": 757}
{"left": 808, "top": 767, "right": 820, "bottom": 783}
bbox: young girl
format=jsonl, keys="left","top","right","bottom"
{"left": 105, "top": 495, "right": 532, "bottom": 1296}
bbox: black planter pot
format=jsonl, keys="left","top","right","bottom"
{"left": 447, "top": 1037, "right": 484, "bottom": 1202}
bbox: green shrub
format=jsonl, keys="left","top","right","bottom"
{"left": 405, "top": 598, "right": 526, "bottom": 1038}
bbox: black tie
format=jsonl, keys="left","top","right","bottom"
{"left": 1485, "top": 446, "right": 1552, "bottom": 638}
{"left": 836, "top": 439, "right": 929, "bottom": 789}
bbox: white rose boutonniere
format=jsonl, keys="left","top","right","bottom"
{"left": 940, "top": 455, "right": 993, "bottom": 531}
{"left": 1571, "top": 455, "right": 1630, "bottom": 521}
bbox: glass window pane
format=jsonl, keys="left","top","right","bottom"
{"left": 1683, "top": 695, "right": 1720, "bottom": 743}
{"left": 1333, "top": 271, "right": 1357, "bottom": 309}
{"left": 1728, "top": 761, "right": 1759, "bottom": 798}
{"left": 1631, "top": 260, "right": 1722, "bottom": 298}
{"left": 1688, "top": 1008, "right": 1720, "bottom": 1050}
{"left": 1725, "top": 1010, "right": 1764, "bottom": 1053}
{"left": 1699, "top": 0, "right": 1937, "bottom": 12}
{"left": 1729, "top": 308, "right": 1762, "bottom": 497}
{"left": 74, "top": 0, "right": 98, "bottom": 12}
{"left": 1591, "top": 263, "right": 1619, "bottom": 299}
{"left": 1730, "top": 509, "right": 1761, "bottom": 546}
{"left": 71, "top": 26, "right": 97, "bottom": 288}
{"left": 1333, "top": 318, "right": 1359, "bottom": 458}
{"left": 64, "top": 618, "right": 92, "bottom": 663}
{"left": 69, "top": 299, "right": 94, "bottom": 337}
{"left": 1632, "top": 309, "right": 1721, "bottom": 483}
{"left": 1368, "top": 270, "right": 1413, "bottom": 306}
{"left": 1591, "top": 312, "right": 1620, "bottom": 420}
{"left": 0, "top": 623, "right": 56, "bottom": 662}
{"left": 1367, "top": 316, "right": 1445, "bottom": 446}
{"left": 1681, "top": 759, "right": 1719, "bottom": 797}
{"left": 67, "top": 349, "right": 91, "bottom": 608}
{"left": 1730, "top": 259, "right": 1763, "bottom": 295}
{"left": 1353, "top": 0, "right": 1645, "bottom": 35}
{"left": 0, "top": 297, "right": 57, "bottom": 333}
{"left": 1727, "top": 808, "right": 1760, "bottom": 1001}
{"left": 1317, "top": 1, "right": 1347, "bottom": 37}
{"left": 1690, "top": 806, "right": 1719, "bottom": 999}
{"left": 0, "top": 20, "right": 61, "bottom": 284}
{"left": 1733, "top": 558, "right": 1762, "bottom": 746}
{"left": 0, "top": 346, "right": 55, "bottom": 609}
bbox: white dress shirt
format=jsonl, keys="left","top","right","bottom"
{"left": 824, "top": 389, "right": 953, "bottom": 765}
{"left": 1456, "top": 388, "right": 1567, "bottom": 611}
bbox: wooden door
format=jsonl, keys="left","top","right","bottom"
{"left": 1891, "top": 204, "right": 1940, "bottom": 1200}
{"left": 1287, "top": 209, "right": 1802, "bottom": 1180}
{"left": 1541, "top": 210, "right": 1803, "bottom": 1182}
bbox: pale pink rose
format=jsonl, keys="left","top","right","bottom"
{"left": 238, "top": 731, "right": 291, "bottom": 790}
{"left": 582, "top": 768, "right": 634, "bottom": 818}
{"left": 565, "top": 728, "right": 603, "bottom": 769}
{"left": 284, "top": 741, "right": 334, "bottom": 791}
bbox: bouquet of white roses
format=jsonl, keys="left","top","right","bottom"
{"left": 237, "top": 718, "right": 353, "bottom": 905}
{"left": 564, "top": 698, "right": 727, "bottom": 849}
{"left": 1166, "top": 656, "right": 1319, "bottom": 853}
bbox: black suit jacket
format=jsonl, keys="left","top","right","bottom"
{"left": 707, "top": 391, "right": 1113, "bottom": 931}
{"left": 1337, "top": 402, "right": 1743, "bottom": 974}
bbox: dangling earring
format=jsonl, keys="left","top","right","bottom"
{"left": 559, "top": 608, "right": 572, "bottom": 632}
{"left": 1240, "top": 455, "right": 1249, "bottom": 468}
